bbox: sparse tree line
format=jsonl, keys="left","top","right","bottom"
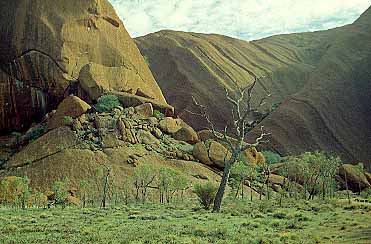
{"left": 0, "top": 150, "right": 370, "bottom": 211}
{"left": 0, "top": 164, "right": 190, "bottom": 209}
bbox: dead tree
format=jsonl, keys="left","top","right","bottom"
{"left": 192, "top": 76, "right": 271, "bottom": 212}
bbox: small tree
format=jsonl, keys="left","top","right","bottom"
{"left": 158, "top": 167, "right": 177, "bottom": 203}
{"left": 52, "top": 179, "right": 69, "bottom": 208}
{"left": 354, "top": 163, "right": 365, "bottom": 195}
{"left": 230, "top": 161, "right": 257, "bottom": 199}
{"left": 193, "top": 182, "right": 218, "bottom": 210}
{"left": 191, "top": 76, "right": 271, "bottom": 212}
{"left": 79, "top": 180, "right": 89, "bottom": 208}
{"left": 100, "top": 164, "right": 111, "bottom": 208}
{"left": 133, "top": 164, "right": 156, "bottom": 203}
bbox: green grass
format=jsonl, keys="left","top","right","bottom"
{"left": 0, "top": 198, "right": 370, "bottom": 244}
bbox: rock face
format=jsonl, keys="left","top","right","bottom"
{"left": 136, "top": 7, "right": 371, "bottom": 164}
{"left": 0, "top": 0, "right": 166, "bottom": 132}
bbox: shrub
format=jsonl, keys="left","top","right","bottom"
{"left": 193, "top": 182, "right": 218, "bottom": 210}
{"left": 153, "top": 109, "right": 165, "bottom": 120}
{"left": 262, "top": 151, "right": 282, "bottom": 164}
{"left": 26, "top": 126, "right": 46, "bottom": 141}
{"left": 0, "top": 159, "right": 6, "bottom": 170}
{"left": 63, "top": 116, "right": 74, "bottom": 126}
{"left": 95, "top": 95, "right": 121, "bottom": 113}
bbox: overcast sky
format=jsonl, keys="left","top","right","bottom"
{"left": 109, "top": 0, "right": 371, "bottom": 40}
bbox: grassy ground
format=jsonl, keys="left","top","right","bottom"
{"left": 0, "top": 198, "right": 370, "bottom": 244}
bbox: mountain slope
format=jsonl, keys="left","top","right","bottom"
{"left": 135, "top": 7, "right": 371, "bottom": 164}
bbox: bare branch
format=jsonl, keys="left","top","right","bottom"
{"left": 190, "top": 96, "right": 223, "bottom": 140}
{"left": 241, "top": 126, "right": 271, "bottom": 151}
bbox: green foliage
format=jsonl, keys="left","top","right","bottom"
{"left": 26, "top": 126, "right": 46, "bottom": 141}
{"left": 52, "top": 178, "right": 70, "bottom": 207}
{"left": 0, "top": 177, "right": 30, "bottom": 208}
{"left": 133, "top": 164, "right": 157, "bottom": 202}
{"left": 284, "top": 151, "right": 342, "bottom": 200}
{"left": 262, "top": 151, "right": 282, "bottom": 164}
{"left": 158, "top": 167, "right": 189, "bottom": 203}
{"left": 0, "top": 159, "right": 6, "bottom": 170}
{"left": 95, "top": 95, "right": 121, "bottom": 113}
{"left": 153, "top": 109, "right": 165, "bottom": 120}
{"left": 63, "top": 116, "right": 74, "bottom": 126}
{"left": 230, "top": 161, "right": 258, "bottom": 199}
{"left": 193, "top": 182, "right": 218, "bottom": 210}
{"left": 11, "top": 132, "right": 22, "bottom": 145}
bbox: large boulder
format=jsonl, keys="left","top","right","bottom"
{"left": 241, "top": 147, "right": 266, "bottom": 165}
{"left": 134, "top": 103, "right": 153, "bottom": 118}
{"left": 208, "top": 141, "right": 231, "bottom": 168}
{"left": 47, "top": 95, "right": 91, "bottom": 130}
{"left": 338, "top": 164, "right": 371, "bottom": 192}
{"left": 193, "top": 142, "right": 212, "bottom": 166}
{"left": 159, "top": 117, "right": 183, "bottom": 134}
{"left": 136, "top": 130, "right": 160, "bottom": 145}
{"left": 173, "top": 122, "right": 199, "bottom": 144}
{"left": 0, "top": 0, "right": 167, "bottom": 132}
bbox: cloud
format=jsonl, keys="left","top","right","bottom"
{"left": 109, "top": 0, "right": 371, "bottom": 40}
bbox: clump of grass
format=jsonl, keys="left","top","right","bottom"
{"left": 95, "top": 95, "right": 121, "bottom": 113}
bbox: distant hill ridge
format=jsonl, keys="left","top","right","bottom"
{"left": 135, "top": 6, "right": 371, "bottom": 164}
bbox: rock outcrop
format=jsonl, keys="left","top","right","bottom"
{"left": 338, "top": 164, "right": 371, "bottom": 192}
{"left": 0, "top": 0, "right": 167, "bottom": 132}
{"left": 47, "top": 95, "right": 91, "bottom": 130}
{"left": 136, "top": 7, "right": 371, "bottom": 165}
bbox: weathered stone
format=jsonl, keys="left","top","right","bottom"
{"left": 148, "top": 117, "right": 158, "bottom": 126}
{"left": 72, "top": 119, "right": 83, "bottom": 131}
{"left": 208, "top": 141, "right": 231, "bottom": 168}
{"left": 135, "top": 103, "right": 153, "bottom": 118}
{"left": 152, "top": 128, "right": 163, "bottom": 139}
{"left": 137, "top": 130, "right": 160, "bottom": 145}
{"left": 159, "top": 117, "right": 182, "bottom": 134}
{"left": 241, "top": 147, "right": 266, "bottom": 165}
{"left": 268, "top": 174, "right": 286, "bottom": 186}
{"left": 173, "top": 122, "right": 199, "bottom": 144}
{"left": 338, "top": 164, "right": 371, "bottom": 192}
{"left": 193, "top": 142, "right": 212, "bottom": 165}
{"left": 47, "top": 96, "right": 91, "bottom": 130}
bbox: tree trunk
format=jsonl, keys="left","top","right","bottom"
{"left": 345, "top": 171, "right": 350, "bottom": 205}
{"left": 213, "top": 162, "right": 232, "bottom": 212}
{"left": 102, "top": 173, "right": 109, "bottom": 208}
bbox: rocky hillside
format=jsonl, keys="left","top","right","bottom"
{"left": 0, "top": 0, "right": 167, "bottom": 133}
{"left": 135, "top": 7, "right": 371, "bottom": 164}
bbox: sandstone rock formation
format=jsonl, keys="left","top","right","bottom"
{"left": 0, "top": 0, "right": 166, "bottom": 132}
{"left": 47, "top": 95, "right": 91, "bottom": 130}
{"left": 136, "top": 7, "right": 371, "bottom": 164}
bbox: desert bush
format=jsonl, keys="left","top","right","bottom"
{"left": 26, "top": 126, "right": 46, "bottom": 141}
{"left": 193, "top": 182, "right": 218, "bottom": 210}
{"left": 52, "top": 178, "right": 70, "bottom": 208}
{"left": 95, "top": 95, "right": 121, "bottom": 113}
{"left": 0, "top": 159, "right": 6, "bottom": 170}
{"left": 153, "top": 109, "right": 165, "bottom": 120}
{"left": 262, "top": 151, "right": 282, "bottom": 164}
{"left": 63, "top": 116, "right": 74, "bottom": 126}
